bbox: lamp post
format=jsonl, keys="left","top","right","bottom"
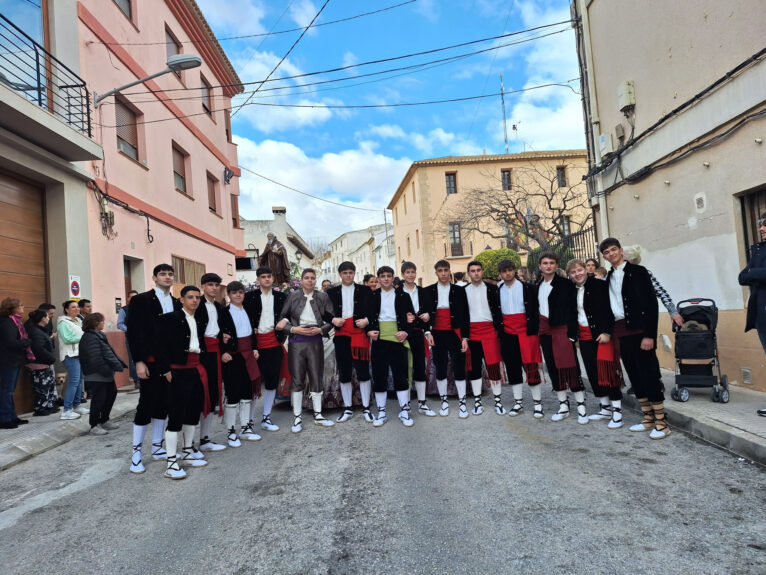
{"left": 295, "top": 250, "right": 303, "bottom": 264}
{"left": 93, "top": 54, "right": 202, "bottom": 108}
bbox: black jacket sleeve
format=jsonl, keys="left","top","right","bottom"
{"left": 28, "top": 326, "right": 55, "bottom": 365}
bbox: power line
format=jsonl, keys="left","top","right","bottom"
{"left": 98, "top": 0, "right": 418, "bottom": 46}
{"left": 239, "top": 166, "right": 384, "bottom": 212}
{"left": 233, "top": 0, "right": 331, "bottom": 117}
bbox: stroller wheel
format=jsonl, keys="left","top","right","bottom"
{"left": 720, "top": 375, "right": 729, "bottom": 390}
{"left": 678, "top": 387, "right": 690, "bottom": 402}
{"left": 719, "top": 389, "right": 730, "bottom": 404}
{"left": 671, "top": 388, "right": 680, "bottom": 401}
{"left": 711, "top": 388, "right": 720, "bottom": 402}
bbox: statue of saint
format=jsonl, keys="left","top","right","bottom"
{"left": 259, "top": 233, "right": 291, "bottom": 285}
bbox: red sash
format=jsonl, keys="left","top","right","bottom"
{"left": 170, "top": 353, "right": 211, "bottom": 417}
{"left": 539, "top": 316, "right": 577, "bottom": 388}
{"left": 256, "top": 331, "right": 292, "bottom": 388}
{"left": 580, "top": 325, "right": 623, "bottom": 388}
{"left": 468, "top": 321, "right": 502, "bottom": 366}
{"left": 237, "top": 335, "right": 262, "bottom": 398}
{"left": 335, "top": 318, "right": 371, "bottom": 361}
{"left": 204, "top": 337, "right": 224, "bottom": 416}
{"left": 433, "top": 309, "right": 468, "bottom": 369}
{"left": 502, "top": 314, "right": 542, "bottom": 384}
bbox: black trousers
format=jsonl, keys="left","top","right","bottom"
{"left": 432, "top": 330, "right": 466, "bottom": 380}
{"left": 88, "top": 379, "right": 117, "bottom": 427}
{"left": 257, "top": 346, "right": 283, "bottom": 391}
{"left": 578, "top": 340, "right": 622, "bottom": 400}
{"left": 539, "top": 335, "right": 584, "bottom": 392}
{"left": 334, "top": 335, "right": 371, "bottom": 383}
{"left": 466, "top": 340, "right": 502, "bottom": 381}
{"left": 200, "top": 351, "right": 220, "bottom": 411}
{"left": 618, "top": 333, "right": 664, "bottom": 402}
{"left": 221, "top": 354, "right": 254, "bottom": 403}
{"left": 499, "top": 332, "right": 523, "bottom": 385}
{"left": 371, "top": 339, "right": 409, "bottom": 392}
{"left": 166, "top": 368, "right": 204, "bottom": 432}
{"left": 408, "top": 329, "right": 427, "bottom": 381}
{"left": 134, "top": 362, "right": 168, "bottom": 425}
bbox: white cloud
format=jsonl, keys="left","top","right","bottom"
{"left": 413, "top": 0, "right": 440, "bottom": 22}
{"left": 234, "top": 136, "right": 412, "bottom": 234}
{"left": 362, "top": 124, "right": 483, "bottom": 156}
{"left": 289, "top": 0, "right": 319, "bottom": 29}
{"left": 342, "top": 51, "right": 359, "bottom": 70}
{"left": 197, "top": 0, "right": 267, "bottom": 36}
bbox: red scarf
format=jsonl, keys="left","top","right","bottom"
{"left": 502, "top": 314, "right": 541, "bottom": 384}
{"left": 578, "top": 325, "right": 623, "bottom": 388}
{"left": 335, "top": 318, "right": 371, "bottom": 361}
{"left": 539, "top": 316, "right": 577, "bottom": 388}
{"left": 256, "top": 331, "right": 291, "bottom": 387}
{"left": 11, "top": 314, "right": 35, "bottom": 361}
{"left": 204, "top": 337, "right": 224, "bottom": 416}
{"left": 237, "top": 335, "right": 262, "bottom": 398}
{"left": 170, "top": 353, "right": 210, "bottom": 416}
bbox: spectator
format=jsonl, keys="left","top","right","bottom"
{"left": 79, "top": 313, "right": 126, "bottom": 435}
{"left": 738, "top": 213, "right": 766, "bottom": 417}
{"left": 37, "top": 303, "right": 57, "bottom": 339}
{"left": 453, "top": 272, "right": 467, "bottom": 287}
{"left": 594, "top": 267, "right": 608, "bottom": 280}
{"left": 57, "top": 300, "right": 88, "bottom": 420}
{"left": 585, "top": 258, "right": 599, "bottom": 277}
{"left": 117, "top": 290, "right": 139, "bottom": 385}
{"left": 363, "top": 273, "right": 379, "bottom": 291}
{"left": 25, "top": 309, "right": 58, "bottom": 416}
{"left": 0, "top": 298, "right": 33, "bottom": 429}
{"left": 321, "top": 280, "right": 332, "bottom": 292}
{"left": 77, "top": 299, "right": 92, "bottom": 321}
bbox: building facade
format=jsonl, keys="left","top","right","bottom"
{"left": 324, "top": 223, "right": 394, "bottom": 283}
{"left": 387, "top": 151, "right": 590, "bottom": 285}
{"left": 573, "top": 0, "right": 766, "bottom": 391}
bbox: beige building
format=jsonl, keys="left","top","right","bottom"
{"left": 573, "top": 0, "right": 766, "bottom": 391}
{"left": 324, "top": 223, "right": 394, "bottom": 282}
{"left": 387, "top": 151, "right": 590, "bottom": 285}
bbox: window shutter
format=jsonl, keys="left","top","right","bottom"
{"left": 207, "top": 176, "right": 217, "bottom": 212}
{"left": 172, "top": 147, "right": 185, "bottom": 175}
{"left": 115, "top": 101, "right": 137, "bottom": 146}
{"left": 165, "top": 29, "right": 179, "bottom": 61}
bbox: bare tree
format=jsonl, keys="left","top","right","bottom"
{"left": 442, "top": 160, "right": 592, "bottom": 253}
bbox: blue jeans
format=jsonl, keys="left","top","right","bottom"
{"left": 0, "top": 367, "right": 20, "bottom": 423}
{"left": 63, "top": 356, "right": 83, "bottom": 410}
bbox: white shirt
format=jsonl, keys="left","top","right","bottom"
{"left": 257, "top": 291, "right": 275, "bottom": 333}
{"left": 229, "top": 305, "right": 252, "bottom": 338}
{"left": 609, "top": 261, "right": 627, "bottom": 320}
{"left": 341, "top": 284, "right": 355, "bottom": 318}
{"left": 538, "top": 279, "right": 553, "bottom": 318}
{"left": 455, "top": 281, "right": 468, "bottom": 287}
{"left": 465, "top": 282, "right": 493, "bottom": 323}
{"left": 500, "top": 279, "right": 525, "bottom": 315}
{"left": 403, "top": 284, "right": 419, "bottom": 312}
{"left": 576, "top": 284, "right": 588, "bottom": 327}
{"left": 155, "top": 287, "right": 174, "bottom": 314}
{"left": 379, "top": 288, "right": 397, "bottom": 322}
{"left": 203, "top": 299, "right": 220, "bottom": 338}
{"left": 299, "top": 293, "right": 316, "bottom": 326}
{"left": 184, "top": 310, "right": 200, "bottom": 353}
{"left": 436, "top": 283, "right": 451, "bottom": 309}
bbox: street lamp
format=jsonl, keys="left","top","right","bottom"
{"left": 295, "top": 250, "right": 303, "bottom": 264}
{"left": 93, "top": 54, "right": 202, "bottom": 108}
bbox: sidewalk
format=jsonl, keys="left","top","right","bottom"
{"left": 622, "top": 369, "right": 766, "bottom": 464}
{"left": 0, "top": 389, "right": 139, "bottom": 471}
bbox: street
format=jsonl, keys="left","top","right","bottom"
{"left": 1, "top": 392, "right": 764, "bottom": 575}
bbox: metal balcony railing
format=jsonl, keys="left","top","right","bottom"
{"left": 0, "top": 13, "right": 91, "bottom": 137}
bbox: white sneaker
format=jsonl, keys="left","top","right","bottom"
{"left": 240, "top": 424, "right": 262, "bottom": 441}
{"left": 163, "top": 459, "right": 187, "bottom": 480}
{"left": 373, "top": 410, "right": 388, "bottom": 427}
{"left": 418, "top": 402, "right": 436, "bottom": 417}
{"left": 336, "top": 409, "right": 354, "bottom": 423}
{"left": 291, "top": 416, "right": 303, "bottom": 433}
{"left": 458, "top": 399, "right": 469, "bottom": 419}
{"left": 74, "top": 406, "right": 90, "bottom": 415}
{"left": 199, "top": 438, "right": 227, "bottom": 451}
{"left": 151, "top": 442, "right": 168, "bottom": 460}
{"left": 179, "top": 448, "right": 208, "bottom": 467}
{"left": 227, "top": 428, "right": 242, "bottom": 447}
{"left": 260, "top": 416, "right": 279, "bottom": 432}
{"left": 89, "top": 425, "right": 108, "bottom": 435}
{"left": 60, "top": 409, "right": 80, "bottom": 420}
{"left": 362, "top": 408, "right": 375, "bottom": 423}
{"left": 313, "top": 413, "right": 335, "bottom": 427}
{"left": 398, "top": 410, "right": 414, "bottom": 427}
{"left": 439, "top": 397, "right": 449, "bottom": 417}
{"left": 588, "top": 407, "right": 612, "bottom": 421}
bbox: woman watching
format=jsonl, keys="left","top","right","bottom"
{"left": 57, "top": 300, "right": 87, "bottom": 420}
{"left": 0, "top": 298, "right": 33, "bottom": 429}
{"left": 25, "top": 309, "right": 58, "bottom": 416}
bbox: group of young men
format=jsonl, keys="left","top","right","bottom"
{"left": 126, "top": 235, "right": 668, "bottom": 480}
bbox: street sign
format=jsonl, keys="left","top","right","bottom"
{"left": 69, "top": 275, "right": 81, "bottom": 301}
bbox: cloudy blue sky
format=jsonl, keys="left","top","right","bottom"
{"left": 197, "top": 0, "right": 584, "bottom": 244}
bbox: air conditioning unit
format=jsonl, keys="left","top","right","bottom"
{"left": 599, "top": 132, "right": 614, "bottom": 156}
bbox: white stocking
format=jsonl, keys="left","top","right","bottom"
{"left": 414, "top": 381, "right": 427, "bottom": 402}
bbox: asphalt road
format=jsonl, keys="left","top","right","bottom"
{"left": 0, "top": 391, "right": 764, "bottom": 575}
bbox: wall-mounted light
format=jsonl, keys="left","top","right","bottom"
{"left": 755, "top": 138, "right": 763, "bottom": 144}
{"left": 664, "top": 180, "right": 671, "bottom": 185}
{"left": 702, "top": 161, "right": 710, "bottom": 167}
{"left": 633, "top": 194, "right": 640, "bottom": 200}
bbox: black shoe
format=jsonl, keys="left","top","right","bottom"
{"left": 46, "top": 407, "right": 60, "bottom": 414}
{"left": 33, "top": 410, "right": 48, "bottom": 417}
{"left": 0, "top": 421, "right": 19, "bottom": 429}
{"left": 758, "top": 408, "right": 766, "bottom": 417}
{"left": 14, "top": 417, "right": 28, "bottom": 425}
{"left": 627, "top": 387, "right": 635, "bottom": 396}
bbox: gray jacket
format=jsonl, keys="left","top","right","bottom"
{"left": 279, "top": 289, "right": 334, "bottom": 337}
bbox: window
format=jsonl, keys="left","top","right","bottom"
{"left": 201, "top": 75, "right": 212, "bottom": 115}
{"left": 448, "top": 222, "right": 463, "bottom": 257}
{"left": 115, "top": 100, "right": 138, "bottom": 160}
{"left": 556, "top": 166, "right": 567, "bottom": 187}
{"left": 412, "top": 181, "right": 416, "bottom": 203}
{"left": 403, "top": 195, "right": 407, "bottom": 215}
{"left": 561, "top": 214, "right": 571, "bottom": 236}
{"left": 398, "top": 246, "right": 402, "bottom": 261}
{"left": 501, "top": 169, "right": 512, "bottom": 190}
{"left": 207, "top": 173, "right": 218, "bottom": 213}
{"left": 416, "top": 229, "right": 420, "bottom": 249}
{"left": 407, "top": 236, "right": 411, "bottom": 256}
{"left": 165, "top": 28, "right": 181, "bottom": 78}
{"left": 172, "top": 145, "right": 187, "bottom": 194}
{"left": 394, "top": 207, "right": 398, "bottom": 225}
{"left": 446, "top": 172, "right": 457, "bottom": 195}
{"left": 171, "top": 255, "right": 206, "bottom": 286}
{"left": 114, "top": 0, "right": 131, "bottom": 19}
{"left": 230, "top": 194, "right": 240, "bottom": 227}
{"left": 224, "top": 109, "right": 232, "bottom": 142}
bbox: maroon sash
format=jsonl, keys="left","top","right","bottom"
{"left": 204, "top": 337, "right": 224, "bottom": 416}
{"left": 236, "top": 335, "right": 262, "bottom": 398}
{"left": 539, "top": 316, "right": 577, "bottom": 388}
{"left": 335, "top": 318, "right": 371, "bottom": 361}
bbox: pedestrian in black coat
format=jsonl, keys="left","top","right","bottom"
{"left": 25, "top": 310, "right": 58, "bottom": 416}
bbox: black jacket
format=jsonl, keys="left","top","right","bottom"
{"left": 25, "top": 322, "right": 55, "bottom": 366}
{"left": 579, "top": 276, "right": 614, "bottom": 339}
{"left": 243, "top": 289, "right": 288, "bottom": 343}
{"left": 497, "top": 279, "right": 540, "bottom": 335}
{"left": 79, "top": 330, "right": 127, "bottom": 378}
{"left": 464, "top": 281, "right": 503, "bottom": 337}
{"left": 326, "top": 283, "right": 371, "bottom": 324}
{"left": 425, "top": 283, "right": 470, "bottom": 335}
{"left": 607, "top": 261, "right": 659, "bottom": 340}
{"left": 366, "top": 288, "right": 415, "bottom": 334}
{"left": 396, "top": 285, "right": 432, "bottom": 331}
{"left": 540, "top": 274, "right": 578, "bottom": 340}
{"left": 0, "top": 316, "right": 31, "bottom": 369}
{"left": 194, "top": 297, "right": 224, "bottom": 338}
{"left": 126, "top": 289, "right": 181, "bottom": 363}
{"left": 155, "top": 308, "right": 207, "bottom": 375}
{"left": 739, "top": 240, "right": 766, "bottom": 333}
{"left": 218, "top": 305, "right": 257, "bottom": 353}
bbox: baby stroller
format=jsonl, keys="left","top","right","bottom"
{"left": 671, "top": 298, "right": 729, "bottom": 403}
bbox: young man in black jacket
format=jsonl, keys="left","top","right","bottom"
{"left": 366, "top": 266, "right": 415, "bottom": 427}
{"left": 426, "top": 260, "right": 470, "bottom": 418}
{"left": 326, "top": 261, "right": 373, "bottom": 422}
{"left": 126, "top": 263, "right": 182, "bottom": 474}
{"left": 601, "top": 238, "right": 668, "bottom": 439}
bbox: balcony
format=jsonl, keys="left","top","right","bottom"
{"left": 0, "top": 13, "right": 100, "bottom": 161}
{"left": 445, "top": 241, "right": 472, "bottom": 258}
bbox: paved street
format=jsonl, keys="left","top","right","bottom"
{"left": 0, "top": 392, "right": 764, "bottom": 575}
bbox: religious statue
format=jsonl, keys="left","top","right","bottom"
{"left": 259, "top": 233, "right": 291, "bottom": 285}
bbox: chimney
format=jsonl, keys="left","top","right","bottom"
{"left": 272, "top": 206, "right": 286, "bottom": 221}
